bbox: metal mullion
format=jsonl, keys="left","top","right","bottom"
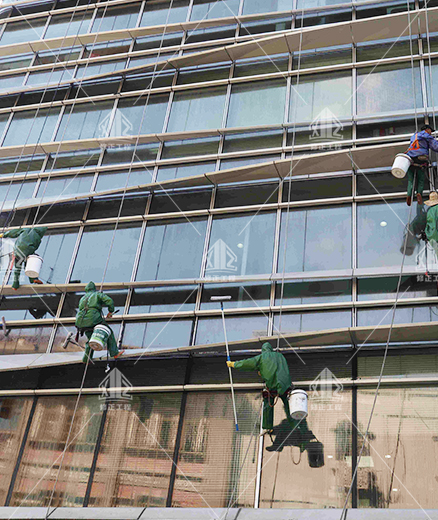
{"left": 186, "top": 0, "right": 194, "bottom": 23}
{"left": 5, "top": 396, "right": 38, "bottom": 506}
{"left": 40, "top": 11, "right": 53, "bottom": 40}
{"left": 166, "top": 355, "right": 193, "bottom": 506}
{"left": 46, "top": 323, "right": 58, "bottom": 353}
{"left": 50, "top": 103, "right": 67, "bottom": 143}
{"left": 0, "top": 111, "right": 14, "bottom": 146}
{"left": 129, "top": 191, "right": 152, "bottom": 286}
{"left": 135, "top": 0, "right": 146, "bottom": 28}
{"left": 83, "top": 401, "right": 108, "bottom": 507}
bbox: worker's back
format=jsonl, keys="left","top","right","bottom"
{"left": 258, "top": 343, "right": 292, "bottom": 395}
{"left": 75, "top": 282, "right": 107, "bottom": 329}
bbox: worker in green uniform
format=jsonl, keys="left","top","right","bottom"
{"left": 75, "top": 281, "right": 124, "bottom": 363}
{"left": 227, "top": 342, "right": 308, "bottom": 438}
{"left": 425, "top": 191, "right": 438, "bottom": 253}
{"left": 0, "top": 227, "right": 47, "bottom": 290}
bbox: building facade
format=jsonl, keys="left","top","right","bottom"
{"left": 0, "top": 0, "right": 437, "bottom": 514}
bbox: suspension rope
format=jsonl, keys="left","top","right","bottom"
{"left": 407, "top": 0, "right": 419, "bottom": 133}
{"left": 44, "top": 353, "right": 91, "bottom": 519}
{"left": 276, "top": 5, "right": 305, "bottom": 350}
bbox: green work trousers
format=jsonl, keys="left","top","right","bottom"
{"left": 82, "top": 323, "right": 119, "bottom": 363}
{"left": 263, "top": 391, "right": 308, "bottom": 435}
{"left": 12, "top": 256, "right": 37, "bottom": 289}
{"left": 407, "top": 165, "right": 425, "bottom": 197}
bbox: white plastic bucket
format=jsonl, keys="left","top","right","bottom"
{"left": 25, "top": 254, "right": 43, "bottom": 278}
{"left": 289, "top": 389, "right": 308, "bottom": 420}
{"left": 89, "top": 324, "right": 111, "bottom": 351}
{"left": 391, "top": 153, "right": 412, "bottom": 179}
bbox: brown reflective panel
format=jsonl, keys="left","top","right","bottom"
{"left": 0, "top": 397, "right": 33, "bottom": 504}
{"left": 260, "top": 387, "right": 352, "bottom": 508}
{"left": 0, "top": 327, "right": 53, "bottom": 355}
{"left": 9, "top": 395, "right": 102, "bottom": 507}
{"left": 89, "top": 393, "right": 182, "bottom": 507}
{"left": 358, "top": 387, "right": 438, "bottom": 508}
{"left": 172, "top": 391, "right": 260, "bottom": 507}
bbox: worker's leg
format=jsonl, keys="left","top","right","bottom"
{"left": 82, "top": 330, "right": 94, "bottom": 363}
{"left": 416, "top": 168, "right": 425, "bottom": 203}
{"left": 105, "top": 326, "right": 119, "bottom": 358}
{"left": 407, "top": 167, "right": 415, "bottom": 197}
{"left": 262, "top": 394, "right": 274, "bottom": 431}
{"left": 12, "top": 257, "right": 23, "bottom": 290}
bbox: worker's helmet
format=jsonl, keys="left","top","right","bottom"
{"left": 421, "top": 124, "right": 435, "bottom": 132}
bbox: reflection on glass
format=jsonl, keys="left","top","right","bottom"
{"left": 227, "top": 81, "right": 287, "bottom": 128}
{"left": 92, "top": 4, "right": 140, "bottom": 32}
{"left": 0, "top": 155, "right": 45, "bottom": 177}
{"left": 129, "top": 286, "right": 197, "bottom": 313}
{"left": 156, "top": 162, "right": 215, "bottom": 183}
{"left": 357, "top": 305, "right": 438, "bottom": 327}
{"left": 89, "top": 393, "right": 182, "bottom": 506}
{"left": 167, "top": 87, "right": 227, "bottom": 132}
{"left": 141, "top": 0, "right": 189, "bottom": 27}
{"left": 358, "top": 276, "right": 436, "bottom": 301}
{"left": 36, "top": 175, "right": 94, "bottom": 201}
{"left": 9, "top": 396, "right": 102, "bottom": 507}
{"left": 278, "top": 206, "right": 352, "bottom": 273}
{"left": 0, "top": 398, "right": 33, "bottom": 503}
{"left": 195, "top": 315, "right": 268, "bottom": 344}
{"left": 3, "top": 108, "right": 61, "bottom": 147}
{"left": 114, "top": 95, "right": 169, "bottom": 136}
{"left": 275, "top": 279, "right": 351, "bottom": 305}
{"left": 242, "top": 0, "right": 293, "bottom": 15}
{"left": 357, "top": 201, "right": 421, "bottom": 269}
{"left": 0, "top": 326, "right": 53, "bottom": 355}
{"left": 172, "top": 391, "right": 260, "bottom": 507}
{"left": 0, "top": 19, "right": 46, "bottom": 46}
{"left": 358, "top": 388, "right": 438, "bottom": 508}
{"left": 136, "top": 218, "right": 207, "bottom": 281}
{"left": 260, "top": 390, "right": 351, "bottom": 508}
{"left": 71, "top": 224, "right": 141, "bottom": 283}
{"left": 289, "top": 71, "right": 352, "bottom": 123}
{"left": 95, "top": 170, "right": 150, "bottom": 192}
{"left": 208, "top": 213, "right": 276, "bottom": 276}
{"left": 357, "top": 65, "right": 422, "bottom": 115}
{"left": 0, "top": 293, "right": 61, "bottom": 321}
{"left": 273, "top": 310, "right": 351, "bottom": 334}
{"left": 44, "top": 12, "right": 93, "bottom": 39}
{"left": 46, "top": 149, "right": 101, "bottom": 172}
{"left": 191, "top": 0, "right": 239, "bottom": 20}
{"left": 122, "top": 320, "right": 193, "bottom": 351}
{"left": 1, "top": 180, "right": 37, "bottom": 210}
{"left": 56, "top": 101, "right": 114, "bottom": 141}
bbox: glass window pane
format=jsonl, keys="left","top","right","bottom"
{"left": 357, "top": 64, "right": 422, "bottom": 116}
{"left": 0, "top": 326, "right": 53, "bottom": 355}
{"left": 102, "top": 142, "right": 159, "bottom": 165}
{"left": 356, "top": 170, "right": 407, "bottom": 196}
{"left": 357, "top": 201, "right": 422, "bottom": 270}
{"left": 294, "top": 45, "right": 352, "bottom": 68}
{"left": 129, "top": 286, "right": 197, "bottom": 313}
{"left": 0, "top": 293, "right": 61, "bottom": 321}
{"left": 358, "top": 275, "right": 436, "bottom": 301}
{"left": 167, "top": 87, "right": 227, "bottom": 132}
{"left": 92, "top": 4, "right": 140, "bottom": 32}
{"left": 52, "top": 323, "right": 121, "bottom": 353}
{"left": 208, "top": 213, "right": 276, "bottom": 277}
{"left": 89, "top": 393, "right": 182, "bottom": 507}
{"left": 242, "top": 0, "right": 293, "bottom": 15}
{"left": 95, "top": 169, "right": 151, "bottom": 192}
{"left": 273, "top": 310, "right": 351, "bottom": 334}
{"left": 0, "top": 19, "right": 46, "bottom": 46}
{"left": 278, "top": 206, "right": 352, "bottom": 273}
{"left": 9, "top": 395, "right": 103, "bottom": 507}
{"left": 290, "top": 71, "right": 352, "bottom": 123}
{"left": 46, "top": 149, "right": 101, "bottom": 172}
{"left": 275, "top": 279, "right": 352, "bottom": 305}
{"left": 281, "top": 176, "right": 352, "bottom": 202}
{"left": 0, "top": 74, "right": 24, "bottom": 92}
{"left": 4, "top": 108, "right": 61, "bottom": 147}
{"left": 195, "top": 315, "right": 268, "bottom": 344}
{"left": 0, "top": 397, "right": 33, "bottom": 504}
{"left": 156, "top": 161, "right": 215, "bottom": 183}
{"left": 215, "top": 183, "right": 278, "bottom": 208}
{"left": 44, "top": 12, "right": 93, "bottom": 39}
{"left": 357, "top": 37, "right": 417, "bottom": 61}
{"left": 113, "top": 95, "right": 169, "bottom": 137}
{"left": 1, "top": 179, "right": 37, "bottom": 210}
{"left": 358, "top": 388, "right": 438, "bottom": 508}
{"left": 359, "top": 352, "right": 438, "bottom": 379}
{"left": 56, "top": 101, "right": 114, "bottom": 141}
{"left": 172, "top": 391, "right": 260, "bottom": 507}
{"left": 136, "top": 218, "right": 207, "bottom": 281}
{"left": 223, "top": 130, "right": 283, "bottom": 153}
{"left": 260, "top": 390, "right": 351, "bottom": 508}
{"left": 141, "top": 0, "right": 189, "bottom": 27}
{"left": 34, "top": 47, "right": 81, "bottom": 65}
{"left": 37, "top": 174, "right": 94, "bottom": 201}
{"left": 201, "top": 282, "right": 271, "bottom": 309}
{"left": 150, "top": 188, "right": 212, "bottom": 213}
{"left": 190, "top": 0, "right": 239, "bottom": 20}
{"left": 357, "top": 305, "right": 438, "bottom": 327}
{"left": 71, "top": 224, "right": 141, "bottom": 283}
{"left": 0, "top": 53, "right": 33, "bottom": 71}
{"left": 122, "top": 320, "right": 193, "bottom": 351}
{"left": 227, "top": 81, "right": 286, "bottom": 128}
{"left": 26, "top": 68, "right": 74, "bottom": 88}
{"left": 161, "top": 136, "right": 220, "bottom": 159}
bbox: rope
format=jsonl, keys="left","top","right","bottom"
{"left": 407, "top": 0, "right": 419, "bottom": 133}
{"left": 276, "top": 5, "right": 305, "bottom": 350}
{"left": 44, "top": 353, "right": 91, "bottom": 519}
{"left": 424, "top": 0, "right": 437, "bottom": 190}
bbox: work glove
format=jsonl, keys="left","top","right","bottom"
{"left": 226, "top": 360, "right": 235, "bottom": 368}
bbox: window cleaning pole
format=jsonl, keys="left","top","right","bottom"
{"left": 211, "top": 295, "right": 239, "bottom": 432}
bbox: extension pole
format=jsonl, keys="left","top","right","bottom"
{"left": 211, "top": 295, "right": 239, "bottom": 432}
